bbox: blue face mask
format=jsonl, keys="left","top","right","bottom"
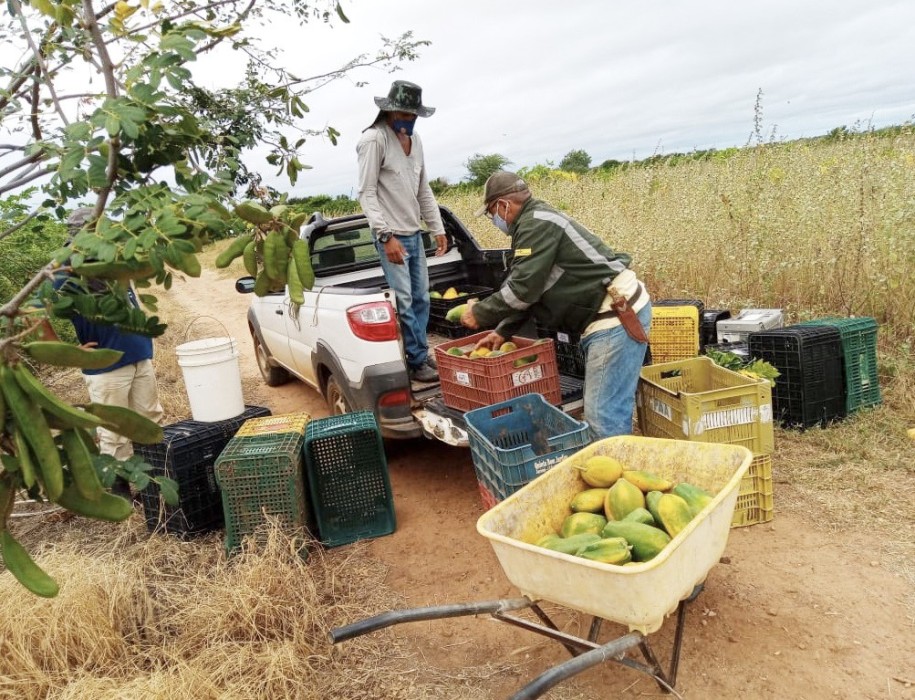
{"left": 391, "top": 118, "right": 415, "bottom": 136}
{"left": 492, "top": 213, "right": 510, "bottom": 234}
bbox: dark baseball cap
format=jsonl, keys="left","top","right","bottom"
{"left": 474, "top": 171, "right": 530, "bottom": 216}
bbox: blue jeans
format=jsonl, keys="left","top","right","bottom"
{"left": 580, "top": 301, "right": 652, "bottom": 440}
{"left": 376, "top": 232, "right": 430, "bottom": 369}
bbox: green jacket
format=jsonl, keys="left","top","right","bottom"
{"left": 472, "top": 198, "right": 633, "bottom": 337}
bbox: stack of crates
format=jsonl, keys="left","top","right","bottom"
{"left": 302, "top": 411, "right": 396, "bottom": 547}
{"left": 636, "top": 357, "right": 775, "bottom": 527}
{"left": 717, "top": 308, "right": 784, "bottom": 344}
{"left": 427, "top": 283, "right": 494, "bottom": 338}
{"left": 647, "top": 304, "right": 701, "bottom": 364}
{"left": 464, "top": 393, "right": 590, "bottom": 509}
{"left": 136, "top": 405, "right": 271, "bottom": 538}
{"left": 214, "top": 412, "right": 312, "bottom": 553}
{"left": 796, "top": 317, "right": 881, "bottom": 414}
{"left": 748, "top": 325, "right": 846, "bottom": 428}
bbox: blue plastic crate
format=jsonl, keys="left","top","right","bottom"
{"left": 303, "top": 411, "right": 396, "bottom": 548}
{"left": 464, "top": 393, "right": 590, "bottom": 502}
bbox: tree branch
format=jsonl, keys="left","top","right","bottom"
{"left": 0, "top": 163, "right": 50, "bottom": 196}
{"left": 13, "top": 0, "right": 69, "bottom": 127}
{"left": 0, "top": 207, "right": 42, "bottom": 244}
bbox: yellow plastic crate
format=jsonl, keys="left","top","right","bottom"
{"left": 732, "top": 453, "right": 774, "bottom": 527}
{"left": 477, "top": 436, "right": 752, "bottom": 634}
{"left": 637, "top": 356, "right": 775, "bottom": 455}
{"left": 648, "top": 305, "right": 700, "bottom": 364}
{"left": 235, "top": 412, "right": 311, "bottom": 438}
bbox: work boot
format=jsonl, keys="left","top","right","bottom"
{"left": 410, "top": 361, "right": 438, "bottom": 383}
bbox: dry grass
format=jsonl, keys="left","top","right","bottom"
{"left": 0, "top": 519, "right": 517, "bottom": 700}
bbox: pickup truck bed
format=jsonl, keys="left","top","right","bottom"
{"left": 239, "top": 206, "right": 583, "bottom": 446}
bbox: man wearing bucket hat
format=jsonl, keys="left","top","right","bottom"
{"left": 41, "top": 208, "right": 164, "bottom": 495}
{"left": 357, "top": 80, "right": 447, "bottom": 383}
{"left": 460, "top": 172, "right": 652, "bottom": 439}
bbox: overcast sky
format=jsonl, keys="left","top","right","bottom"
{"left": 208, "top": 0, "right": 915, "bottom": 198}
{"left": 214, "top": 0, "right": 912, "bottom": 199}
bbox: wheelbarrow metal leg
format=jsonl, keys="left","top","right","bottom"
{"left": 638, "top": 583, "right": 700, "bottom": 693}
{"left": 328, "top": 597, "right": 532, "bottom": 644}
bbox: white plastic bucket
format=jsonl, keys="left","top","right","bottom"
{"left": 176, "top": 337, "right": 245, "bottom": 422}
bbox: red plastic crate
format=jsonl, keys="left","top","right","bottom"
{"left": 433, "top": 332, "right": 561, "bottom": 412}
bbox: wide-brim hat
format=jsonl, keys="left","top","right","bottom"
{"left": 374, "top": 80, "right": 435, "bottom": 117}
{"left": 474, "top": 171, "right": 530, "bottom": 216}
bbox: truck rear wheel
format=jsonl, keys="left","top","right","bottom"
{"left": 253, "top": 333, "right": 290, "bottom": 387}
{"left": 324, "top": 373, "right": 351, "bottom": 415}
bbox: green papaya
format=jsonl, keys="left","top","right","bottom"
{"left": 600, "top": 520, "right": 671, "bottom": 562}
{"left": 575, "top": 537, "right": 632, "bottom": 565}
{"left": 445, "top": 304, "right": 467, "bottom": 323}
{"left": 540, "top": 532, "right": 601, "bottom": 555}
{"left": 560, "top": 511, "right": 607, "bottom": 538}
{"left": 671, "top": 483, "right": 714, "bottom": 517}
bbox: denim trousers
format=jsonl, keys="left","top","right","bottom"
{"left": 579, "top": 301, "right": 652, "bottom": 440}
{"left": 376, "top": 232, "right": 430, "bottom": 369}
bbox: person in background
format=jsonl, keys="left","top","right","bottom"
{"left": 357, "top": 80, "right": 448, "bottom": 383}
{"left": 460, "top": 171, "right": 652, "bottom": 439}
{"left": 44, "top": 208, "right": 165, "bottom": 498}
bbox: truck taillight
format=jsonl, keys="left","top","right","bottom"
{"left": 378, "top": 389, "right": 411, "bottom": 407}
{"left": 346, "top": 302, "right": 399, "bottom": 341}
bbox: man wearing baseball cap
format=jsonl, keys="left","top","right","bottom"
{"left": 357, "top": 80, "right": 447, "bottom": 383}
{"left": 461, "top": 171, "right": 652, "bottom": 439}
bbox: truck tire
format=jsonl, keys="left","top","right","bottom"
{"left": 324, "top": 373, "right": 351, "bottom": 415}
{"left": 253, "top": 333, "right": 290, "bottom": 387}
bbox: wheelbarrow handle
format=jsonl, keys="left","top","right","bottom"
{"left": 510, "top": 632, "right": 648, "bottom": 700}
{"left": 329, "top": 597, "right": 533, "bottom": 644}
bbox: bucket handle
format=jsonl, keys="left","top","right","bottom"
{"left": 183, "top": 315, "right": 233, "bottom": 342}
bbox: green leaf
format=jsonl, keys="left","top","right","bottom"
{"left": 335, "top": 2, "right": 350, "bottom": 23}
{"left": 157, "top": 477, "right": 180, "bottom": 507}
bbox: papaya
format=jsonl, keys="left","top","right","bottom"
{"left": 512, "top": 355, "right": 537, "bottom": 368}
{"left": 499, "top": 341, "right": 518, "bottom": 352}
{"left": 468, "top": 347, "right": 491, "bottom": 359}
{"left": 442, "top": 287, "right": 459, "bottom": 299}
{"left": 645, "top": 490, "right": 664, "bottom": 525}
{"left": 622, "top": 469, "right": 673, "bottom": 493}
{"left": 429, "top": 290, "right": 443, "bottom": 299}
{"left": 604, "top": 478, "right": 646, "bottom": 521}
{"left": 622, "top": 507, "right": 656, "bottom": 526}
{"left": 569, "top": 488, "right": 609, "bottom": 514}
{"left": 575, "top": 455, "right": 623, "bottom": 488}
{"left": 539, "top": 532, "right": 601, "bottom": 555}
{"left": 445, "top": 304, "right": 467, "bottom": 323}
{"left": 657, "top": 493, "right": 694, "bottom": 538}
{"left": 559, "top": 511, "right": 607, "bottom": 538}
{"left": 575, "top": 537, "right": 632, "bottom": 565}
{"left": 445, "top": 347, "right": 464, "bottom": 357}
{"left": 671, "top": 482, "right": 714, "bottom": 516}
{"left": 600, "top": 520, "right": 671, "bottom": 562}
{"left": 486, "top": 350, "right": 504, "bottom": 357}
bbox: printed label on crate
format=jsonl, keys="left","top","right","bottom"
{"left": 557, "top": 331, "right": 571, "bottom": 344}
{"left": 759, "top": 403, "right": 773, "bottom": 424}
{"left": 532, "top": 454, "right": 564, "bottom": 475}
{"left": 689, "top": 406, "right": 759, "bottom": 435}
{"left": 512, "top": 364, "right": 543, "bottom": 387}
{"left": 455, "top": 370, "right": 472, "bottom": 386}
{"left": 649, "top": 397, "right": 674, "bottom": 422}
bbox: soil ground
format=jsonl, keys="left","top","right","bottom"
{"left": 165, "top": 269, "right": 914, "bottom": 700}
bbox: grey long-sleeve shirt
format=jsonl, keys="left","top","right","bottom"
{"left": 356, "top": 123, "right": 445, "bottom": 237}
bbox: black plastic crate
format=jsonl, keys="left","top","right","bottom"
{"left": 303, "top": 411, "right": 395, "bottom": 548}
{"left": 536, "top": 325, "right": 585, "bottom": 379}
{"left": 748, "top": 326, "right": 845, "bottom": 428}
{"left": 136, "top": 405, "right": 271, "bottom": 538}
{"left": 701, "top": 309, "right": 732, "bottom": 350}
{"left": 427, "top": 316, "right": 477, "bottom": 339}
{"left": 428, "top": 284, "right": 494, "bottom": 321}
{"left": 655, "top": 298, "right": 705, "bottom": 313}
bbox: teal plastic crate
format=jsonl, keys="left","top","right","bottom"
{"left": 214, "top": 431, "right": 309, "bottom": 554}
{"left": 797, "top": 317, "right": 881, "bottom": 413}
{"left": 464, "top": 393, "right": 590, "bottom": 502}
{"left": 303, "top": 411, "right": 396, "bottom": 547}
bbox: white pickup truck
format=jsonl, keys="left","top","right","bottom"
{"left": 236, "top": 206, "right": 583, "bottom": 446}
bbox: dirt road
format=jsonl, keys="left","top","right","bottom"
{"left": 166, "top": 268, "right": 914, "bottom": 699}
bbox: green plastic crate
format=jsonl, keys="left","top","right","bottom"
{"left": 303, "top": 411, "right": 396, "bottom": 547}
{"left": 797, "top": 317, "right": 881, "bottom": 413}
{"left": 214, "top": 431, "right": 310, "bottom": 554}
